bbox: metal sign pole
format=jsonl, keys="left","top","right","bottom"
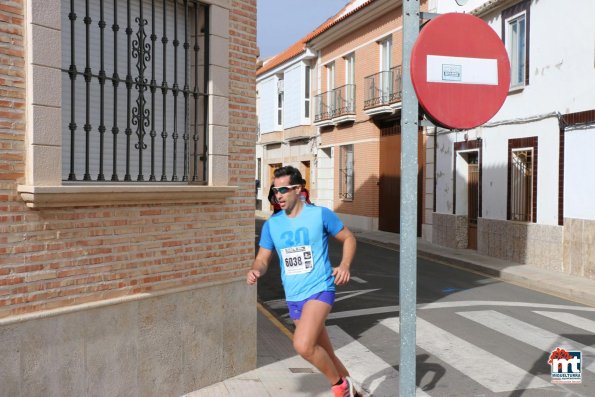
{"left": 399, "top": 0, "right": 419, "bottom": 396}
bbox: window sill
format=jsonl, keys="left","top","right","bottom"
{"left": 508, "top": 85, "right": 525, "bottom": 94}
{"left": 17, "top": 184, "right": 238, "bottom": 209}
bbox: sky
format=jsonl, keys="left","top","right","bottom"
{"left": 257, "top": 0, "right": 351, "bottom": 59}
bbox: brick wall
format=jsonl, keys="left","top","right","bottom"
{"left": 0, "top": 0, "right": 27, "bottom": 314}
{"left": 317, "top": 6, "right": 404, "bottom": 219}
{"left": 0, "top": 0, "right": 25, "bottom": 189}
{"left": 0, "top": 0, "right": 257, "bottom": 319}
{"left": 230, "top": 0, "right": 258, "bottom": 187}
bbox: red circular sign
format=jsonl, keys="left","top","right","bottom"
{"left": 411, "top": 13, "right": 510, "bottom": 130}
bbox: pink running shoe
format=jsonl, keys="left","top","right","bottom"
{"left": 331, "top": 377, "right": 356, "bottom": 397}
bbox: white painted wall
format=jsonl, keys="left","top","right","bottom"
{"left": 435, "top": 131, "right": 455, "bottom": 214}
{"left": 482, "top": 118, "right": 560, "bottom": 224}
{"left": 564, "top": 127, "right": 595, "bottom": 220}
{"left": 437, "top": 117, "right": 561, "bottom": 225}
{"left": 433, "top": 0, "right": 595, "bottom": 225}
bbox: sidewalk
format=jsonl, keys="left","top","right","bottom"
{"left": 184, "top": 304, "right": 336, "bottom": 397}
{"left": 184, "top": 224, "right": 595, "bottom": 397}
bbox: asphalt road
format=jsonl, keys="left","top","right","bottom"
{"left": 255, "top": 219, "right": 595, "bottom": 396}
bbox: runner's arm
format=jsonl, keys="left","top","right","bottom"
{"left": 246, "top": 246, "right": 273, "bottom": 285}
{"left": 332, "top": 226, "right": 357, "bottom": 285}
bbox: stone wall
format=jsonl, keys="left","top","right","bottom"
{"left": 432, "top": 212, "right": 468, "bottom": 249}
{"left": 478, "top": 218, "right": 564, "bottom": 272}
{"left": 433, "top": 214, "right": 593, "bottom": 281}
{"left": 563, "top": 218, "right": 595, "bottom": 279}
{"left": 0, "top": 281, "right": 254, "bottom": 397}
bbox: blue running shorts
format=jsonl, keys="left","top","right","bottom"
{"left": 286, "top": 291, "right": 336, "bottom": 320}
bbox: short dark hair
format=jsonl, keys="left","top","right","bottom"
{"left": 273, "top": 165, "right": 303, "bottom": 185}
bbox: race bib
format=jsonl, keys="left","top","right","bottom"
{"left": 281, "top": 245, "right": 313, "bottom": 275}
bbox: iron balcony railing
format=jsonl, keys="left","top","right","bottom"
{"left": 314, "top": 84, "right": 356, "bottom": 122}
{"left": 363, "top": 65, "right": 402, "bottom": 109}
{"left": 314, "top": 92, "right": 331, "bottom": 123}
{"left": 331, "top": 84, "right": 355, "bottom": 119}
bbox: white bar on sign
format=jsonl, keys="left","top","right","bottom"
{"left": 427, "top": 55, "right": 498, "bottom": 85}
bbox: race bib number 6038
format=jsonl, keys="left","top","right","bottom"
{"left": 281, "top": 245, "right": 313, "bottom": 275}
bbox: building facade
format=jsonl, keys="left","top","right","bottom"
{"left": 256, "top": 40, "right": 317, "bottom": 211}
{"left": 0, "top": 0, "right": 258, "bottom": 395}
{"left": 310, "top": 0, "right": 427, "bottom": 233}
{"left": 256, "top": 0, "right": 427, "bottom": 235}
{"left": 428, "top": 0, "right": 595, "bottom": 279}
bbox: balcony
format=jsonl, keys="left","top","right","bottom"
{"left": 331, "top": 84, "right": 356, "bottom": 124}
{"left": 314, "top": 84, "right": 356, "bottom": 127}
{"left": 314, "top": 92, "right": 333, "bottom": 127}
{"left": 363, "top": 65, "right": 402, "bottom": 117}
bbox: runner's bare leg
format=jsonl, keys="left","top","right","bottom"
{"left": 292, "top": 299, "right": 341, "bottom": 384}
{"left": 316, "top": 326, "right": 350, "bottom": 378}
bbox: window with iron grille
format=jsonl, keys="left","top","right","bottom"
{"left": 507, "top": 137, "right": 537, "bottom": 222}
{"left": 61, "top": 0, "right": 210, "bottom": 183}
{"left": 509, "top": 148, "right": 533, "bottom": 221}
{"left": 339, "top": 144, "right": 354, "bottom": 200}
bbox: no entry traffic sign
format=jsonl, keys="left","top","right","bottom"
{"left": 411, "top": 13, "right": 510, "bottom": 130}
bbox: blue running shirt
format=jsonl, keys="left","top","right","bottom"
{"left": 259, "top": 205, "right": 344, "bottom": 301}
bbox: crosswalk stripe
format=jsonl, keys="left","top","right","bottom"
{"left": 327, "top": 306, "right": 399, "bottom": 320}
{"left": 327, "top": 325, "right": 430, "bottom": 397}
{"left": 379, "top": 317, "right": 552, "bottom": 393}
{"left": 335, "top": 289, "right": 380, "bottom": 302}
{"left": 458, "top": 310, "right": 595, "bottom": 373}
{"left": 534, "top": 310, "right": 595, "bottom": 334}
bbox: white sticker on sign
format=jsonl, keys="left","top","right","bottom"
{"left": 427, "top": 55, "right": 498, "bottom": 85}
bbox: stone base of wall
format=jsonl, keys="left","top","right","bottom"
{"left": 340, "top": 213, "right": 379, "bottom": 232}
{"left": 478, "top": 218, "right": 564, "bottom": 272}
{"left": 432, "top": 213, "right": 468, "bottom": 249}
{"left": 563, "top": 218, "right": 595, "bottom": 279}
{"left": 0, "top": 280, "right": 255, "bottom": 397}
{"left": 421, "top": 223, "right": 433, "bottom": 243}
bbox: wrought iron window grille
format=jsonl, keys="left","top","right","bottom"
{"left": 63, "top": 0, "right": 210, "bottom": 183}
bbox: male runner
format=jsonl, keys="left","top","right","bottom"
{"left": 247, "top": 165, "right": 360, "bottom": 397}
